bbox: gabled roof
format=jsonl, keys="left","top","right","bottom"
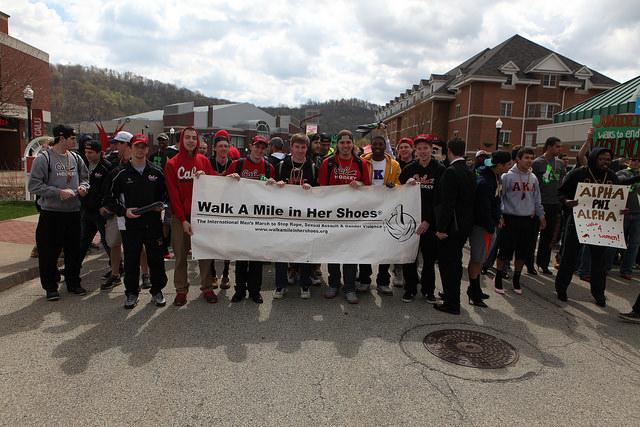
{"left": 554, "top": 75, "right": 640, "bottom": 123}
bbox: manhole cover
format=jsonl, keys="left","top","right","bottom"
{"left": 423, "top": 329, "right": 519, "bottom": 369}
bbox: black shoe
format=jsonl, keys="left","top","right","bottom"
{"left": 68, "top": 286, "right": 87, "bottom": 296}
{"left": 527, "top": 266, "right": 538, "bottom": 276}
{"left": 481, "top": 292, "right": 490, "bottom": 300}
{"left": 124, "top": 294, "right": 139, "bottom": 309}
{"left": 424, "top": 294, "right": 437, "bottom": 304}
{"left": 468, "top": 297, "right": 488, "bottom": 308}
{"left": 619, "top": 311, "right": 640, "bottom": 323}
{"left": 231, "top": 291, "right": 245, "bottom": 303}
{"left": 556, "top": 289, "right": 568, "bottom": 302}
{"left": 538, "top": 265, "right": 553, "bottom": 276}
{"left": 434, "top": 303, "right": 460, "bottom": 315}
{"left": 46, "top": 290, "right": 60, "bottom": 301}
{"left": 101, "top": 275, "right": 122, "bottom": 291}
{"left": 102, "top": 269, "right": 112, "bottom": 279}
{"left": 594, "top": 298, "right": 607, "bottom": 307}
{"left": 401, "top": 291, "right": 415, "bottom": 303}
{"left": 250, "top": 293, "right": 263, "bottom": 304}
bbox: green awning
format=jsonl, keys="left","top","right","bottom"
{"left": 554, "top": 75, "right": 640, "bottom": 123}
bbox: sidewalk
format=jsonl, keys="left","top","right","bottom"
{"left": 0, "top": 214, "right": 102, "bottom": 291}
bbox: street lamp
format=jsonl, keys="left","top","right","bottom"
{"left": 23, "top": 85, "right": 34, "bottom": 144}
{"left": 495, "top": 117, "right": 503, "bottom": 151}
{"left": 169, "top": 127, "right": 175, "bottom": 145}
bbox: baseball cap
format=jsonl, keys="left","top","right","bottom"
{"left": 53, "top": 124, "right": 76, "bottom": 139}
{"left": 319, "top": 133, "right": 331, "bottom": 142}
{"left": 113, "top": 131, "right": 133, "bottom": 144}
{"left": 214, "top": 129, "right": 230, "bottom": 143}
{"left": 85, "top": 139, "right": 102, "bottom": 152}
{"left": 156, "top": 132, "right": 169, "bottom": 141}
{"left": 475, "top": 150, "right": 489, "bottom": 158}
{"left": 251, "top": 134, "right": 269, "bottom": 145}
{"left": 414, "top": 134, "right": 437, "bottom": 145}
{"left": 130, "top": 134, "right": 149, "bottom": 146}
{"left": 397, "top": 137, "right": 414, "bottom": 148}
{"left": 484, "top": 150, "right": 512, "bottom": 167}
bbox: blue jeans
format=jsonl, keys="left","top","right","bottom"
{"left": 621, "top": 213, "right": 640, "bottom": 275}
{"left": 328, "top": 264, "right": 357, "bottom": 292}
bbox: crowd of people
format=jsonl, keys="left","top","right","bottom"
{"left": 26, "top": 123, "right": 640, "bottom": 323}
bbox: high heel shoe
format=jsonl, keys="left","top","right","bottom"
{"left": 468, "top": 297, "right": 488, "bottom": 307}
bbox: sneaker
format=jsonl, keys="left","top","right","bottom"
{"left": 46, "top": 290, "right": 60, "bottom": 301}
{"left": 377, "top": 285, "right": 393, "bottom": 295}
{"left": 402, "top": 291, "right": 415, "bottom": 303}
{"left": 102, "top": 269, "right": 112, "bottom": 279}
{"left": 300, "top": 287, "right": 311, "bottom": 299}
{"left": 345, "top": 291, "right": 359, "bottom": 304}
{"left": 141, "top": 273, "right": 151, "bottom": 290}
{"left": 220, "top": 277, "right": 231, "bottom": 289}
{"left": 173, "top": 292, "right": 187, "bottom": 306}
{"left": 324, "top": 287, "right": 338, "bottom": 299}
{"left": 355, "top": 282, "right": 370, "bottom": 293}
{"left": 231, "top": 291, "right": 245, "bottom": 303}
{"left": 68, "top": 286, "right": 88, "bottom": 296}
{"left": 124, "top": 294, "right": 139, "bottom": 309}
{"left": 203, "top": 290, "right": 218, "bottom": 304}
{"left": 211, "top": 277, "right": 219, "bottom": 289}
{"left": 424, "top": 294, "right": 437, "bottom": 304}
{"left": 619, "top": 310, "right": 640, "bottom": 323}
{"left": 273, "top": 288, "right": 287, "bottom": 299}
{"left": 100, "top": 275, "right": 122, "bottom": 291}
{"left": 309, "top": 275, "right": 323, "bottom": 286}
{"left": 152, "top": 291, "right": 166, "bottom": 307}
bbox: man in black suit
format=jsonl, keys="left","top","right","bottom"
{"left": 434, "top": 138, "right": 476, "bottom": 314}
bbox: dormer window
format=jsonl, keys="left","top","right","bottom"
{"left": 543, "top": 74, "right": 557, "bottom": 87}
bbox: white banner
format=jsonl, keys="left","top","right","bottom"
{"left": 573, "top": 183, "right": 629, "bottom": 249}
{"left": 191, "top": 176, "right": 421, "bottom": 263}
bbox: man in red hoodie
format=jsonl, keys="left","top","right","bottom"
{"left": 164, "top": 127, "right": 216, "bottom": 306}
{"left": 226, "top": 134, "right": 276, "bottom": 304}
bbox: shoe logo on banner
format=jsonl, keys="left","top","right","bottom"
{"left": 384, "top": 204, "right": 416, "bottom": 242}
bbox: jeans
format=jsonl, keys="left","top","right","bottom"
{"left": 328, "top": 264, "right": 357, "bottom": 293}
{"left": 357, "top": 264, "right": 390, "bottom": 286}
{"left": 621, "top": 213, "right": 640, "bottom": 275}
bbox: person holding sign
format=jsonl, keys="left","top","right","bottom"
{"left": 555, "top": 147, "right": 640, "bottom": 306}
{"left": 399, "top": 134, "right": 445, "bottom": 303}
{"left": 226, "top": 135, "right": 277, "bottom": 304}
{"left": 318, "top": 129, "right": 371, "bottom": 304}
{"left": 272, "top": 133, "right": 319, "bottom": 300}
{"left": 493, "top": 147, "right": 546, "bottom": 295}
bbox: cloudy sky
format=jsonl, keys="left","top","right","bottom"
{"left": 4, "top": 0, "right": 639, "bottom": 107}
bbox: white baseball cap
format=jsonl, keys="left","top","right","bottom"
{"left": 113, "top": 131, "right": 133, "bottom": 143}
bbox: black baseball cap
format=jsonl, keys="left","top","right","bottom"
{"left": 484, "top": 151, "right": 512, "bottom": 167}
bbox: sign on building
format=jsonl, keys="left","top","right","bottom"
{"left": 591, "top": 114, "right": 640, "bottom": 158}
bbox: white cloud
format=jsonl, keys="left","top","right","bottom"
{"left": 3, "top": 0, "right": 638, "bottom": 106}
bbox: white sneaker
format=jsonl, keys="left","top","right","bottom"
{"left": 274, "top": 288, "right": 287, "bottom": 299}
{"left": 300, "top": 288, "right": 311, "bottom": 299}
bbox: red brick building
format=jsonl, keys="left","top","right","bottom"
{"left": 0, "top": 12, "right": 51, "bottom": 169}
{"left": 376, "top": 35, "right": 618, "bottom": 155}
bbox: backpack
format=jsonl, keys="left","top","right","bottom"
{"left": 234, "top": 157, "right": 271, "bottom": 179}
{"left": 324, "top": 156, "right": 364, "bottom": 185}
{"left": 39, "top": 149, "right": 83, "bottom": 183}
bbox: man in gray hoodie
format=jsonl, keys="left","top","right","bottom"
{"left": 28, "top": 124, "right": 90, "bottom": 301}
{"left": 494, "top": 147, "right": 546, "bottom": 295}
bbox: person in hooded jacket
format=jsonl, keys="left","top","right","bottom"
{"left": 555, "top": 147, "right": 640, "bottom": 306}
{"left": 164, "top": 127, "right": 216, "bottom": 306}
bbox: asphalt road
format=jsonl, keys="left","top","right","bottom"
{"left": 0, "top": 257, "right": 639, "bottom": 426}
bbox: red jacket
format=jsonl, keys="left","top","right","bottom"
{"left": 164, "top": 127, "right": 214, "bottom": 223}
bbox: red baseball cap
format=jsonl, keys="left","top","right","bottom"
{"left": 397, "top": 137, "right": 414, "bottom": 148}
{"left": 214, "top": 129, "right": 230, "bottom": 143}
{"left": 130, "top": 134, "right": 149, "bottom": 146}
{"left": 413, "top": 134, "right": 437, "bottom": 145}
{"left": 251, "top": 134, "right": 269, "bottom": 146}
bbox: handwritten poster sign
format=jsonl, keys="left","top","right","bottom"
{"left": 573, "top": 183, "right": 629, "bottom": 249}
{"left": 591, "top": 114, "right": 640, "bottom": 158}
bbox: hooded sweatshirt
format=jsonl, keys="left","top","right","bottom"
{"left": 500, "top": 164, "right": 545, "bottom": 219}
{"left": 558, "top": 147, "right": 618, "bottom": 208}
{"left": 164, "top": 127, "right": 214, "bottom": 223}
{"left": 474, "top": 166, "right": 502, "bottom": 233}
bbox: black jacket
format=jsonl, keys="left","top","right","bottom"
{"left": 399, "top": 158, "right": 445, "bottom": 224}
{"left": 81, "top": 157, "right": 112, "bottom": 213}
{"left": 276, "top": 155, "right": 318, "bottom": 186}
{"left": 110, "top": 161, "right": 166, "bottom": 229}
{"left": 435, "top": 158, "right": 476, "bottom": 237}
{"left": 473, "top": 166, "right": 501, "bottom": 233}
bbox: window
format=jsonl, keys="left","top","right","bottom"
{"left": 541, "top": 104, "right": 555, "bottom": 119}
{"left": 543, "top": 74, "right": 557, "bottom": 87}
{"left": 500, "top": 102, "right": 513, "bottom": 117}
{"left": 499, "top": 130, "right": 511, "bottom": 145}
{"left": 505, "top": 75, "right": 513, "bottom": 85}
{"left": 455, "top": 104, "right": 461, "bottom": 118}
{"left": 524, "top": 132, "right": 536, "bottom": 147}
{"left": 231, "top": 135, "right": 245, "bottom": 149}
